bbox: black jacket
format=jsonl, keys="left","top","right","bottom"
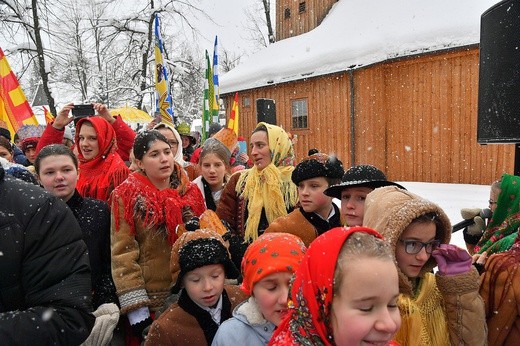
{"left": 67, "top": 190, "right": 118, "bottom": 309}
{"left": 0, "top": 167, "right": 95, "bottom": 345}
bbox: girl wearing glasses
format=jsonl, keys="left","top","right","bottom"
{"left": 363, "top": 186, "right": 487, "bottom": 346}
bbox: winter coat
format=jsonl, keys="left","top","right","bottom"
{"left": 183, "top": 161, "right": 201, "bottom": 181}
{"left": 145, "top": 285, "right": 247, "bottom": 346}
{"left": 364, "top": 186, "right": 487, "bottom": 346}
{"left": 0, "top": 168, "right": 95, "bottom": 344}
{"left": 480, "top": 244, "right": 520, "bottom": 345}
{"left": 35, "top": 115, "right": 135, "bottom": 162}
{"left": 212, "top": 297, "right": 276, "bottom": 346}
{"left": 67, "top": 189, "right": 118, "bottom": 309}
{"left": 12, "top": 144, "right": 30, "bottom": 166}
{"left": 265, "top": 204, "right": 341, "bottom": 247}
{"left": 110, "top": 172, "right": 205, "bottom": 315}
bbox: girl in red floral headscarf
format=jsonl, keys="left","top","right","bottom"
{"left": 75, "top": 116, "right": 129, "bottom": 201}
{"left": 269, "top": 226, "right": 401, "bottom": 346}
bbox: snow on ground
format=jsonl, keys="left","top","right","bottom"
{"left": 334, "top": 181, "right": 491, "bottom": 249}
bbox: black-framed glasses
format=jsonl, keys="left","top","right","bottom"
{"left": 488, "top": 200, "right": 497, "bottom": 206}
{"left": 168, "top": 140, "right": 179, "bottom": 147}
{"left": 399, "top": 239, "right": 441, "bottom": 254}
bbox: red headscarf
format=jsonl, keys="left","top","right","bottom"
{"left": 75, "top": 117, "right": 129, "bottom": 201}
{"left": 269, "top": 226, "right": 399, "bottom": 346}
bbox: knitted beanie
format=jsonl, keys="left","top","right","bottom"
{"left": 0, "top": 127, "right": 11, "bottom": 141}
{"left": 170, "top": 228, "right": 239, "bottom": 294}
{"left": 291, "top": 153, "right": 344, "bottom": 185}
{"left": 324, "top": 164, "right": 404, "bottom": 198}
{"left": 240, "top": 232, "right": 306, "bottom": 295}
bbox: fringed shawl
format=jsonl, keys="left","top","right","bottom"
{"left": 236, "top": 122, "right": 298, "bottom": 242}
{"left": 111, "top": 165, "right": 205, "bottom": 245}
{"left": 395, "top": 273, "right": 449, "bottom": 346}
{"left": 75, "top": 116, "right": 129, "bottom": 202}
{"left": 475, "top": 173, "right": 520, "bottom": 255}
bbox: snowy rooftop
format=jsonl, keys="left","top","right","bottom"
{"left": 220, "top": 0, "right": 500, "bottom": 94}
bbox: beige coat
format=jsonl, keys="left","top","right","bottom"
{"left": 364, "top": 186, "right": 487, "bottom": 346}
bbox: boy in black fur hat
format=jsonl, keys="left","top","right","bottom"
{"left": 265, "top": 153, "right": 344, "bottom": 246}
{"left": 145, "top": 229, "right": 246, "bottom": 345}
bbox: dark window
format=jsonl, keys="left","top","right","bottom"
{"left": 299, "top": 2, "right": 306, "bottom": 13}
{"left": 284, "top": 8, "right": 291, "bottom": 19}
{"left": 291, "top": 99, "right": 308, "bottom": 129}
{"left": 242, "top": 96, "right": 251, "bottom": 108}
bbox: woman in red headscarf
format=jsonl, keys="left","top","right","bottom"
{"left": 75, "top": 116, "right": 129, "bottom": 201}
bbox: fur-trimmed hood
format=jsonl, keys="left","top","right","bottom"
{"left": 364, "top": 186, "right": 451, "bottom": 295}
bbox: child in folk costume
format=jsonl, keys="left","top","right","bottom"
{"left": 212, "top": 233, "right": 306, "bottom": 345}
{"left": 324, "top": 164, "right": 404, "bottom": 227}
{"left": 363, "top": 186, "right": 487, "bottom": 345}
{"left": 110, "top": 130, "right": 205, "bottom": 341}
{"left": 265, "top": 153, "right": 344, "bottom": 246}
{"left": 216, "top": 122, "right": 298, "bottom": 269}
{"left": 270, "top": 226, "right": 401, "bottom": 346}
{"left": 145, "top": 229, "right": 246, "bottom": 346}
{"left": 474, "top": 173, "right": 520, "bottom": 256}
{"left": 193, "top": 128, "right": 238, "bottom": 211}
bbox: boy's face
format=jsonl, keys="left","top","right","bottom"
{"left": 183, "top": 264, "right": 225, "bottom": 308}
{"left": 340, "top": 186, "right": 374, "bottom": 226}
{"left": 297, "top": 177, "right": 333, "bottom": 218}
{"left": 331, "top": 257, "right": 400, "bottom": 345}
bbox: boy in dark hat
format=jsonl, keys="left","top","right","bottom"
{"left": 265, "top": 153, "right": 344, "bottom": 246}
{"left": 145, "top": 229, "right": 246, "bottom": 345}
{"left": 324, "top": 164, "right": 404, "bottom": 227}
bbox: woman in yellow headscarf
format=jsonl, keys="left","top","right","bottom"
{"left": 216, "top": 122, "right": 298, "bottom": 268}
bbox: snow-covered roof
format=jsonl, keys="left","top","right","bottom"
{"left": 220, "top": 0, "right": 500, "bottom": 94}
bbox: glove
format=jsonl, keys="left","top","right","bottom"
{"left": 81, "top": 303, "right": 120, "bottom": 346}
{"left": 466, "top": 215, "right": 486, "bottom": 236}
{"left": 460, "top": 208, "right": 481, "bottom": 220}
{"left": 128, "top": 306, "right": 152, "bottom": 338}
{"left": 432, "top": 244, "right": 472, "bottom": 276}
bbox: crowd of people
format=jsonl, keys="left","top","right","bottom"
{"left": 0, "top": 103, "right": 518, "bottom": 345}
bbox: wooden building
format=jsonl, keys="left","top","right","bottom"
{"left": 220, "top": 0, "right": 512, "bottom": 185}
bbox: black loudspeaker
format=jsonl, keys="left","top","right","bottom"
{"left": 256, "top": 99, "right": 276, "bottom": 125}
{"left": 477, "top": 0, "right": 520, "bottom": 144}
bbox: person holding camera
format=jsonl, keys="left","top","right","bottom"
{"left": 35, "top": 103, "right": 135, "bottom": 201}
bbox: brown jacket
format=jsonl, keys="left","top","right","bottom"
{"left": 480, "top": 249, "right": 520, "bottom": 345}
{"left": 265, "top": 209, "right": 318, "bottom": 247}
{"left": 145, "top": 285, "right": 247, "bottom": 346}
{"left": 216, "top": 172, "right": 247, "bottom": 236}
{"left": 111, "top": 197, "right": 174, "bottom": 314}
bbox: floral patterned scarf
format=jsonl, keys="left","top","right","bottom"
{"left": 475, "top": 173, "right": 520, "bottom": 255}
{"left": 269, "top": 226, "right": 393, "bottom": 346}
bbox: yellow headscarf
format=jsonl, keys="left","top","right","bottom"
{"left": 236, "top": 122, "right": 298, "bottom": 242}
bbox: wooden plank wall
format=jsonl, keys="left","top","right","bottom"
{"left": 276, "top": 0, "right": 338, "bottom": 41}
{"left": 222, "top": 47, "right": 515, "bottom": 185}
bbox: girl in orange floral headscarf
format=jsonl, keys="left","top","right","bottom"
{"left": 270, "top": 227, "right": 401, "bottom": 346}
{"left": 213, "top": 233, "right": 306, "bottom": 346}
{"left": 75, "top": 116, "right": 129, "bottom": 201}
